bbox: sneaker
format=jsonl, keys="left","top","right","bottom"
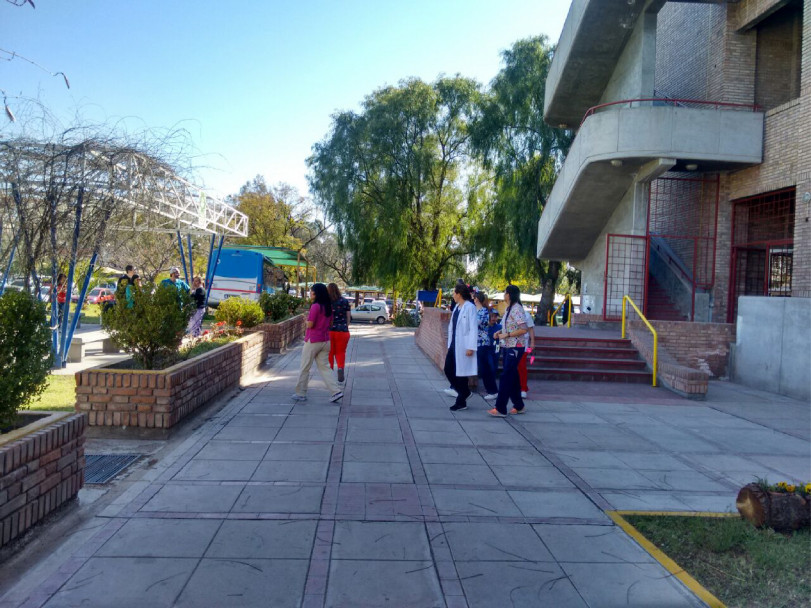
{"left": 330, "top": 391, "right": 344, "bottom": 403}
{"left": 449, "top": 403, "right": 468, "bottom": 412}
{"left": 484, "top": 393, "right": 497, "bottom": 401}
{"left": 337, "top": 368, "right": 345, "bottom": 383}
{"left": 509, "top": 408, "right": 526, "bottom": 415}
{"left": 520, "top": 391, "right": 528, "bottom": 398}
{"left": 487, "top": 408, "right": 507, "bottom": 418}
{"left": 291, "top": 394, "right": 307, "bottom": 402}
{"left": 443, "top": 388, "right": 458, "bottom": 397}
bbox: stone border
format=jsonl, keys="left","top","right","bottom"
{"left": 0, "top": 412, "right": 86, "bottom": 549}
{"left": 75, "top": 314, "right": 306, "bottom": 430}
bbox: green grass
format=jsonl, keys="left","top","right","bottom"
{"left": 179, "top": 335, "right": 240, "bottom": 360}
{"left": 24, "top": 375, "right": 77, "bottom": 412}
{"left": 625, "top": 515, "right": 811, "bottom": 608}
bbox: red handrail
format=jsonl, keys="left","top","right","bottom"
{"left": 580, "top": 98, "right": 761, "bottom": 127}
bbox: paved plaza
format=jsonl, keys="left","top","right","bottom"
{"left": 1, "top": 325, "right": 809, "bottom": 607}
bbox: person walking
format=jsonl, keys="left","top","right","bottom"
{"left": 327, "top": 283, "right": 351, "bottom": 383}
{"left": 187, "top": 276, "right": 206, "bottom": 336}
{"left": 293, "top": 283, "right": 344, "bottom": 403}
{"left": 474, "top": 292, "right": 498, "bottom": 400}
{"left": 444, "top": 283, "right": 478, "bottom": 412}
{"left": 489, "top": 285, "right": 529, "bottom": 417}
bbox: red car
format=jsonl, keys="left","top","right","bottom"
{"left": 86, "top": 288, "right": 115, "bottom": 305}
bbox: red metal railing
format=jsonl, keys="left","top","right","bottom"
{"left": 580, "top": 98, "right": 761, "bottom": 127}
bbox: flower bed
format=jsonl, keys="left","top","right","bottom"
{"left": 0, "top": 412, "right": 86, "bottom": 548}
{"left": 75, "top": 315, "right": 306, "bottom": 430}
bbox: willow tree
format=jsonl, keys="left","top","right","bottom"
{"left": 470, "top": 36, "right": 573, "bottom": 322}
{"left": 307, "top": 77, "right": 483, "bottom": 291}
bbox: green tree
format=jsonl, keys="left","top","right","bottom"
{"left": 0, "top": 290, "right": 53, "bottom": 428}
{"left": 469, "top": 36, "right": 574, "bottom": 322}
{"left": 307, "top": 77, "right": 485, "bottom": 291}
{"left": 102, "top": 282, "right": 192, "bottom": 369}
{"left": 231, "top": 177, "right": 307, "bottom": 250}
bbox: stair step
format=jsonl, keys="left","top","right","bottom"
{"left": 534, "top": 346, "right": 642, "bottom": 360}
{"left": 530, "top": 357, "right": 647, "bottom": 371}
{"left": 534, "top": 336, "right": 632, "bottom": 349}
{"left": 528, "top": 368, "right": 654, "bottom": 383}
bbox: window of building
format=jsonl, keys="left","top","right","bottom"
{"left": 755, "top": 0, "right": 803, "bottom": 110}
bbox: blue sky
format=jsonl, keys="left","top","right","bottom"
{"left": 1, "top": 1, "right": 569, "bottom": 199}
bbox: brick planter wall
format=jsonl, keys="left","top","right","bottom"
{"left": 415, "top": 307, "right": 450, "bottom": 370}
{"left": 628, "top": 328, "right": 709, "bottom": 398}
{"left": 630, "top": 320, "right": 735, "bottom": 377}
{"left": 0, "top": 412, "right": 86, "bottom": 548}
{"left": 76, "top": 314, "right": 306, "bottom": 430}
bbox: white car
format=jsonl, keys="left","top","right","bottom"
{"left": 351, "top": 302, "right": 389, "bottom": 324}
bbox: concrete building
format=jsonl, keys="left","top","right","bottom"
{"left": 539, "top": 0, "right": 810, "bottom": 400}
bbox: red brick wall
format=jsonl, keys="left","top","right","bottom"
{"left": 415, "top": 308, "right": 450, "bottom": 370}
{"left": 0, "top": 413, "right": 86, "bottom": 548}
{"left": 76, "top": 315, "right": 306, "bottom": 430}
{"left": 629, "top": 319, "right": 735, "bottom": 378}
{"left": 628, "top": 327, "right": 709, "bottom": 397}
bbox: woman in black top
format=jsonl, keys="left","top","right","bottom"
{"left": 327, "top": 283, "right": 351, "bottom": 383}
{"left": 187, "top": 276, "right": 207, "bottom": 337}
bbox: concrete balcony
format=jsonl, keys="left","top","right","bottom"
{"left": 536, "top": 105, "right": 764, "bottom": 261}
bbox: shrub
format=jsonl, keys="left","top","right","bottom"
{"left": 102, "top": 282, "right": 193, "bottom": 370}
{"left": 0, "top": 290, "right": 54, "bottom": 427}
{"left": 392, "top": 308, "right": 420, "bottom": 327}
{"left": 259, "top": 292, "right": 306, "bottom": 322}
{"left": 215, "top": 296, "right": 264, "bottom": 328}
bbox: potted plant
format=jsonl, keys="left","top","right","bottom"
{"left": 736, "top": 479, "right": 811, "bottom": 532}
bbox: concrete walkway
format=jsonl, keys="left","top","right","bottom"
{"left": 1, "top": 325, "right": 808, "bottom": 607}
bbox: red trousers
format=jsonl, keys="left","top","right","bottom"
{"left": 518, "top": 350, "right": 528, "bottom": 392}
{"left": 329, "top": 331, "right": 350, "bottom": 369}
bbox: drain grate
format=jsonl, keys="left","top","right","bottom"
{"left": 84, "top": 454, "right": 142, "bottom": 484}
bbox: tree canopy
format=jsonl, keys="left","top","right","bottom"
{"left": 307, "top": 76, "right": 485, "bottom": 291}
{"left": 230, "top": 177, "right": 307, "bottom": 250}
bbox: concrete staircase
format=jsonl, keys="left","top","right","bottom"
{"left": 646, "top": 277, "right": 688, "bottom": 321}
{"left": 526, "top": 334, "right": 653, "bottom": 383}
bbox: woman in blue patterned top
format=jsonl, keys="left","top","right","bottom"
{"left": 474, "top": 292, "right": 498, "bottom": 400}
{"left": 328, "top": 283, "right": 351, "bottom": 383}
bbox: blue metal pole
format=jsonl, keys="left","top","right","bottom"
{"left": 187, "top": 234, "right": 194, "bottom": 280}
{"left": 0, "top": 241, "right": 16, "bottom": 296}
{"left": 204, "top": 234, "right": 225, "bottom": 308}
{"left": 62, "top": 251, "right": 97, "bottom": 367}
{"left": 59, "top": 187, "right": 84, "bottom": 365}
{"left": 204, "top": 233, "right": 215, "bottom": 287}
{"left": 177, "top": 231, "right": 188, "bottom": 285}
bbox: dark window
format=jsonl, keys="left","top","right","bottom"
{"left": 755, "top": 0, "right": 803, "bottom": 110}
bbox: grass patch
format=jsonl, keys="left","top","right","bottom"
{"left": 24, "top": 375, "right": 76, "bottom": 412}
{"left": 179, "top": 335, "right": 240, "bottom": 360}
{"left": 624, "top": 514, "right": 811, "bottom": 608}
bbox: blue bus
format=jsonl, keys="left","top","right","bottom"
{"left": 208, "top": 248, "right": 284, "bottom": 305}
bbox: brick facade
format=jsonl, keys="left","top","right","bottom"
{"left": 627, "top": 326, "right": 709, "bottom": 398}
{"left": 415, "top": 307, "right": 450, "bottom": 371}
{"left": 0, "top": 413, "right": 86, "bottom": 548}
{"left": 76, "top": 315, "right": 306, "bottom": 430}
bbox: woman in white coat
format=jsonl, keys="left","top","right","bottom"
{"left": 444, "top": 283, "right": 478, "bottom": 412}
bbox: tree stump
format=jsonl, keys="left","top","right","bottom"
{"left": 736, "top": 483, "right": 811, "bottom": 532}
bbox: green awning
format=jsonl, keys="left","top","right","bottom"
{"left": 229, "top": 245, "right": 309, "bottom": 268}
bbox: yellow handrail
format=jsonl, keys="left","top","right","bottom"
{"left": 435, "top": 288, "right": 442, "bottom": 308}
{"left": 551, "top": 294, "right": 572, "bottom": 328}
{"left": 621, "top": 295, "right": 657, "bottom": 387}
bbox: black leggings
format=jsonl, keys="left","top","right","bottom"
{"left": 444, "top": 348, "right": 471, "bottom": 406}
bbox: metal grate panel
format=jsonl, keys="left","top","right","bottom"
{"left": 84, "top": 454, "right": 142, "bottom": 484}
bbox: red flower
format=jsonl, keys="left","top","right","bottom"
{"left": 236, "top": 320, "right": 243, "bottom": 327}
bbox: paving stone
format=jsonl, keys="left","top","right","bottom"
{"left": 343, "top": 443, "right": 409, "bottom": 463}
{"left": 252, "top": 460, "right": 329, "bottom": 482}
{"left": 490, "top": 465, "right": 576, "bottom": 488}
{"left": 141, "top": 483, "right": 243, "bottom": 513}
{"left": 206, "top": 520, "right": 317, "bottom": 559}
{"left": 508, "top": 490, "right": 609, "bottom": 521}
{"left": 43, "top": 557, "right": 196, "bottom": 608}
{"left": 227, "top": 414, "right": 287, "bottom": 428}
{"left": 423, "top": 463, "right": 500, "bottom": 486}
{"left": 274, "top": 426, "right": 337, "bottom": 442}
{"left": 553, "top": 450, "right": 629, "bottom": 469}
{"left": 341, "top": 461, "right": 414, "bottom": 483}
{"left": 331, "top": 521, "right": 431, "bottom": 560}
{"left": 442, "top": 522, "right": 554, "bottom": 561}
{"left": 640, "top": 470, "right": 731, "bottom": 492}
{"left": 346, "top": 417, "right": 401, "bottom": 431}
{"left": 418, "top": 445, "right": 486, "bottom": 465}
{"left": 345, "top": 426, "right": 403, "bottom": 443}
{"left": 326, "top": 560, "right": 443, "bottom": 608}
{"left": 412, "top": 430, "right": 474, "bottom": 446}
{"left": 562, "top": 562, "right": 704, "bottom": 607}
{"left": 265, "top": 443, "right": 333, "bottom": 461}
{"left": 215, "top": 425, "right": 281, "bottom": 441}
{"left": 431, "top": 488, "right": 522, "bottom": 517}
{"left": 194, "top": 441, "right": 271, "bottom": 461}
{"left": 282, "top": 415, "right": 340, "bottom": 429}
{"left": 233, "top": 484, "right": 324, "bottom": 513}
{"left": 97, "top": 519, "right": 221, "bottom": 557}
{"left": 175, "top": 558, "right": 308, "bottom": 608}
{"left": 174, "top": 459, "right": 260, "bottom": 481}
{"left": 456, "top": 561, "right": 588, "bottom": 608}
{"left": 533, "top": 523, "right": 654, "bottom": 563}
{"left": 599, "top": 490, "right": 691, "bottom": 511}
{"left": 572, "top": 467, "right": 664, "bottom": 490}
{"left": 615, "top": 452, "right": 693, "bottom": 471}
{"left": 477, "top": 446, "right": 553, "bottom": 467}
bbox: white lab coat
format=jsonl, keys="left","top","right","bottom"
{"left": 446, "top": 300, "right": 478, "bottom": 377}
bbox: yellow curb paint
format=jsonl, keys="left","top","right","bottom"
{"left": 608, "top": 511, "right": 729, "bottom": 608}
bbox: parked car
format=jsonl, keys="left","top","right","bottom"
{"left": 86, "top": 287, "right": 115, "bottom": 305}
{"left": 351, "top": 302, "right": 389, "bottom": 324}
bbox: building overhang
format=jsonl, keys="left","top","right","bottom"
{"left": 537, "top": 105, "right": 764, "bottom": 261}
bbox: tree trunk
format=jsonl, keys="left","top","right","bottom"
{"left": 736, "top": 483, "right": 811, "bottom": 532}
{"left": 535, "top": 259, "right": 560, "bottom": 325}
